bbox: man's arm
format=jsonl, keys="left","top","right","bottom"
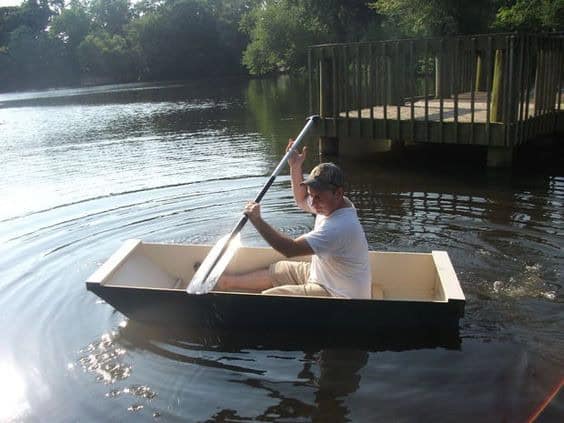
{"left": 244, "top": 202, "right": 314, "bottom": 258}
{"left": 287, "top": 139, "right": 313, "bottom": 213}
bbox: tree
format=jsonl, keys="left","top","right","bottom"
{"left": 16, "top": 0, "right": 53, "bottom": 34}
{"left": 370, "top": 0, "right": 499, "bottom": 37}
{"left": 493, "top": 0, "right": 563, "bottom": 32}
{"left": 130, "top": 0, "right": 234, "bottom": 80}
{"left": 1, "top": 24, "right": 75, "bottom": 90}
{"left": 310, "top": 0, "right": 382, "bottom": 42}
{"left": 78, "top": 29, "right": 139, "bottom": 80}
{"left": 50, "top": 0, "right": 91, "bottom": 50}
{"left": 89, "top": 0, "right": 131, "bottom": 34}
{"left": 241, "top": 0, "right": 330, "bottom": 75}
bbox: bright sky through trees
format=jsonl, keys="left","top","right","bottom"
{"left": 0, "top": 0, "right": 23, "bottom": 6}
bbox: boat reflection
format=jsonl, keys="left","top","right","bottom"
{"left": 115, "top": 321, "right": 460, "bottom": 420}
{"left": 116, "top": 319, "right": 461, "bottom": 359}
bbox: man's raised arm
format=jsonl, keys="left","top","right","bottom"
{"left": 287, "top": 139, "right": 313, "bottom": 213}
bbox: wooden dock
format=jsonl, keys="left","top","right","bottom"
{"left": 308, "top": 33, "right": 563, "bottom": 165}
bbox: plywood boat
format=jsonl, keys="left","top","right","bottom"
{"left": 86, "top": 239, "right": 465, "bottom": 333}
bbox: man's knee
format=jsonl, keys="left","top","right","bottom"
{"left": 262, "top": 284, "right": 306, "bottom": 296}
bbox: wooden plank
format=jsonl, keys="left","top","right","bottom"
{"left": 331, "top": 47, "right": 337, "bottom": 118}
{"left": 516, "top": 35, "right": 526, "bottom": 145}
{"left": 543, "top": 38, "right": 550, "bottom": 135}
{"left": 331, "top": 46, "right": 338, "bottom": 137}
{"left": 486, "top": 37, "right": 493, "bottom": 145}
{"left": 549, "top": 38, "right": 556, "bottom": 132}
{"left": 454, "top": 37, "right": 460, "bottom": 144}
{"left": 490, "top": 49, "right": 504, "bottom": 123}
{"left": 470, "top": 37, "right": 477, "bottom": 144}
{"left": 475, "top": 52, "right": 483, "bottom": 91}
{"left": 382, "top": 42, "right": 388, "bottom": 138}
{"left": 538, "top": 39, "right": 547, "bottom": 133}
{"left": 540, "top": 37, "right": 548, "bottom": 134}
{"left": 502, "top": 36, "right": 513, "bottom": 147}
{"left": 557, "top": 37, "right": 563, "bottom": 132}
{"left": 425, "top": 39, "right": 430, "bottom": 143}
{"left": 308, "top": 47, "right": 313, "bottom": 115}
{"left": 440, "top": 38, "right": 445, "bottom": 144}
{"left": 410, "top": 40, "right": 416, "bottom": 142}
{"left": 340, "top": 46, "right": 346, "bottom": 136}
{"left": 532, "top": 37, "right": 540, "bottom": 139}
{"left": 396, "top": 41, "right": 402, "bottom": 142}
{"left": 548, "top": 38, "right": 559, "bottom": 133}
{"left": 524, "top": 36, "right": 533, "bottom": 141}
{"left": 343, "top": 45, "right": 350, "bottom": 136}
{"left": 356, "top": 44, "right": 362, "bottom": 136}
{"left": 369, "top": 43, "right": 375, "bottom": 138}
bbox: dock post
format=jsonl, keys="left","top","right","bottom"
{"left": 319, "top": 50, "right": 339, "bottom": 155}
{"left": 475, "top": 52, "right": 483, "bottom": 91}
{"left": 435, "top": 56, "right": 442, "bottom": 98}
{"left": 490, "top": 49, "right": 504, "bottom": 122}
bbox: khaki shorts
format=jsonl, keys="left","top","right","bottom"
{"left": 262, "top": 260, "right": 331, "bottom": 297}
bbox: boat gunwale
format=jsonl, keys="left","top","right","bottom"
{"left": 86, "top": 281, "right": 455, "bottom": 304}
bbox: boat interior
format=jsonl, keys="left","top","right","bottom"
{"left": 88, "top": 239, "right": 465, "bottom": 303}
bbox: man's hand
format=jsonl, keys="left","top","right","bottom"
{"left": 243, "top": 201, "right": 262, "bottom": 224}
{"left": 242, "top": 200, "right": 314, "bottom": 258}
{"left": 287, "top": 138, "right": 307, "bottom": 169}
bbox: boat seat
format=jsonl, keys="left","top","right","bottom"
{"left": 371, "top": 284, "right": 384, "bottom": 300}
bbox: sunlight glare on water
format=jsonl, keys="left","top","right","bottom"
{"left": 0, "top": 363, "right": 29, "bottom": 421}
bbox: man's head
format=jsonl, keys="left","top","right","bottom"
{"left": 301, "top": 163, "right": 345, "bottom": 215}
{"left": 301, "top": 162, "right": 344, "bottom": 192}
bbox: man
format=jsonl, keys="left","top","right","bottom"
{"left": 215, "top": 140, "right": 371, "bottom": 299}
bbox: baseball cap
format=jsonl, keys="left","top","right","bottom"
{"left": 301, "top": 162, "right": 344, "bottom": 191}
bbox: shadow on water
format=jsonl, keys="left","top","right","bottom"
{"left": 110, "top": 320, "right": 460, "bottom": 421}
{"left": 116, "top": 320, "right": 462, "bottom": 355}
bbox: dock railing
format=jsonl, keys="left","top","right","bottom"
{"left": 309, "top": 33, "right": 563, "bottom": 147}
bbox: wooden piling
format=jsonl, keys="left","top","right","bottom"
{"left": 490, "top": 49, "right": 504, "bottom": 123}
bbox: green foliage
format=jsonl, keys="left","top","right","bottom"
{"left": 0, "top": 24, "right": 75, "bottom": 90}
{"left": 241, "top": 0, "right": 330, "bottom": 75}
{"left": 89, "top": 0, "right": 131, "bottom": 34}
{"left": 370, "top": 0, "right": 498, "bottom": 37}
{"left": 309, "top": 0, "right": 382, "bottom": 42}
{"left": 493, "top": 0, "right": 564, "bottom": 31}
{"left": 50, "top": 0, "right": 91, "bottom": 50}
{"left": 129, "top": 0, "right": 239, "bottom": 80}
{"left": 16, "top": 0, "right": 53, "bottom": 34}
{"left": 0, "top": 0, "right": 561, "bottom": 92}
{"left": 78, "top": 29, "right": 139, "bottom": 79}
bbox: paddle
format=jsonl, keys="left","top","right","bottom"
{"left": 187, "top": 115, "right": 319, "bottom": 294}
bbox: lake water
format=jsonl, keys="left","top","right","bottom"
{"left": 0, "top": 77, "right": 562, "bottom": 422}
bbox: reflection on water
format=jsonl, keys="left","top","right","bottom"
{"left": 0, "top": 77, "right": 562, "bottom": 420}
{"left": 84, "top": 320, "right": 459, "bottom": 421}
{"left": 0, "top": 363, "right": 30, "bottom": 421}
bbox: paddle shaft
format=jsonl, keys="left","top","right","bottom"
{"left": 200, "top": 115, "right": 319, "bottom": 284}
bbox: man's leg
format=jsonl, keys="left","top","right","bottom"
{"left": 214, "top": 268, "right": 274, "bottom": 293}
{"left": 262, "top": 283, "right": 331, "bottom": 297}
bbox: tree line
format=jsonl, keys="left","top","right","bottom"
{"left": 0, "top": 0, "right": 562, "bottom": 92}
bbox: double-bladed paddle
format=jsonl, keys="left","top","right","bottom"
{"left": 187, "top": 115, "right": 319, "bottom": 294}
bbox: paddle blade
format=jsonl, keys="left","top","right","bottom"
{"left": 187, "top": 234, "right": 241, "bottom": 294}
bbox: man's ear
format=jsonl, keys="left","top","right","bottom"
{"left": 335, "top": 187, "right": 345, "bottom": 199}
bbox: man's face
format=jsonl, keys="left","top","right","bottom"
{"left": 307, "top": 186, "right": 343, "bottom": 216}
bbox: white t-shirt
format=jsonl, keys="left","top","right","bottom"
{"left": 302, "top": 198, "right": 371, "bottom": 299}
